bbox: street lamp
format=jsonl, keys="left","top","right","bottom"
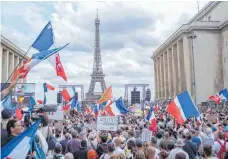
{"left": 187, "top": 33, "right": 197, "bottom": 104}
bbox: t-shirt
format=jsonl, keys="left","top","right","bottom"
{"left": 212, "top": 140, "right": 228, "bottom": 154}
{"left": 191, "top": 136, "right": 201, "bottom": 148}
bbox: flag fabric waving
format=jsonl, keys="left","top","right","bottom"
{"left": 43, "top": 83, "right": 55, "bottom": 104}
{"left": 11, "top": 44, "right": 69, "bottom": 81}
{"left": 85, "top": 105, "right": 92, "bottom": 114}
{"left": 209, "top": 88, "right": 228, "bottom": 103}
{"left": 1, "top": 120, "right": 41, "bottom": 159}
{"left": 61, "top": 89, "right": 71, "bottom": 102}
{"left": 98, "top": 86, "right": 112, "bottom": 104}
{"left": 154, "top": 102, "right": 159, "bottom": 114}
{"left": 1, "top": 93, "right": 13, "bottom": 110}
{"left": 166, "top": 91, "right": 199, "bottom": 125}
{"left": 62, "top": 104, "right": 70, "bottom": 111}
{"left": 43, "top": 83, "right": 55, "bottom": 92}
{"left": 146, "top": 107, "right": 157, "bottom": 133}
{"left": 32, "top": 21, "right": 54, "bottom": 51}
{"left": 94, "top": 104, "right": 100, "bottom": 118}
{"left": 37, "top": 100, "right": 43, "bottom": 104}
{"left": 105, "top": 97, "right": 129, "bottom": 116}
{"left": 55, "top": 54, "right": 67, "bottom": 81}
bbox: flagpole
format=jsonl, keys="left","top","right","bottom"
{"left": 1, "top": 45, "right": 32, "bottom": 91}
{"left": 1, "top": 21, "right": 53, "bottom": 91}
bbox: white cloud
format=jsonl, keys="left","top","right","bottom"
{"left": 1, "top": 1, "right": 209, "bottom": 103}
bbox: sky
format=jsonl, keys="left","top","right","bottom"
{"left": 1, "top": 1, "right": 209, "bottom": 104}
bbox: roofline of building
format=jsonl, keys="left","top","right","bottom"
{"left": 1, "top": 35, "right": 29, "bottom": 59}
{"left": 151, "top": 1, "right": 221, "bottom": 59}
{"left": 151, "top": 21, "right": 222, "bottom": 59}
{"left": 187, "top": 2, "right": 220, "bottom": 24}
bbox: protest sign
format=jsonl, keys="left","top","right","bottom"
{"left": 49, "top": 110, "right": 64, "bottom": 120}
{"left": 142, "top": 129, "right": 152, "bottom": 142}
{"left": 207, "top": 114, "right": 219, "bottom": 123}
{"left": 85, "top": 124, "right": 97, "bottom": 130}
{"left": 97, "top": 116, "right": 118, "bottom": 131}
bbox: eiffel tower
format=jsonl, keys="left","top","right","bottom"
{"left": 85, "top": 9, "right": 107, "bottom": 104}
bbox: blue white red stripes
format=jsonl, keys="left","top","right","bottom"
{"left": 167, "top": 91, "right": 199, "bottom": 125}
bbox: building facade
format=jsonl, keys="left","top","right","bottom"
{"left": 0, "top": 35, "right": 28, "bottom": 84}
{"left": 152, "top": 2, "right": 228, "bottom": 104}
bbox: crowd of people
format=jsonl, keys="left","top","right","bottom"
{"left": 1, "top": 74, "right": 228, "bottom": 159}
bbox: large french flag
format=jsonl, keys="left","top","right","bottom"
{"left": 43, "top": 83, "right": 55, "bottom": 92}
{"left": 94, "top": 103, "right": 100, "bottom": 118}
{"left": 167, "top": 91, "right": 199, "bottom": 125}
{"left": 105, "top": 97, "right": 129, "bottom": 116}
{"left": 11, "top": 44, "right": 69, "bottom": 81}
{"left": 209, "top": 88, "right": 228, "bottom": 103}
{"left": 85, "top": 104, "right": 92, "bottom": 114}
{"left": 146, "top": 107, "right": 157, "bottom": 132}
{"left": 1, "top": 120, "right": 41, "bottom": 159}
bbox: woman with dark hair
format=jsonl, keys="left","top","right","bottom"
{"left": 126, "top": 140, "right": 136, "bottom": 159}
{"left": 4, "top": 119, "right": 23, "bottom": 145}
{"left": 203, "top": 145, "right": 218, "bottom": 159}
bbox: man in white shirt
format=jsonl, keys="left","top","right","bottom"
{"left": 113, "top": 137, "right": 126, "bottom": 157}
{"left": 212, "top": 131, "right": 228, "bottom": 157}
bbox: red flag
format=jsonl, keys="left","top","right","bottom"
{"left": 61, "top": 89, "right": 71, "bottom": 102}
{"left": 37, "top": 100, "right": 43, "bottom": 104}
{"left": 55, "top": 54, "right": 67, "bottom": 81}
{"left": 11, "top": 59, "right": 31, "bottom": 81}
{"left": 15, "top": 108, "right": 23, "bottom": 120}
{"left": 62, "top": 104, "right": 70, "bottom": 111}
{"left": 46, "top": 83, "right": 55, "bottom": 90}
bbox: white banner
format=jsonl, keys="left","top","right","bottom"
{"left": 97, "top": 116, "right": 118, "bottom": 131}
{"left": 48, "top": 111, "right": 64, "bottom": 121}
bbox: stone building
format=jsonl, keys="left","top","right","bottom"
{"left": 0, "top": 35, "right": 28, "bottom": 84}
{"left": 151, "top": 2, "right": 228, "bottom": 104}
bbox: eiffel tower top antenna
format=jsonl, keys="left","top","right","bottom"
{"left": 96, "top": 9, "right": 98, "bottom": 19}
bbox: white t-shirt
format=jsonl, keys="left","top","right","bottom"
{"left": 212, "top": 140, "right": 228, "bottom": 154}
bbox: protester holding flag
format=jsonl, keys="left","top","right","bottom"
{"left": 1, "top": 73, "right": 24, "bottom": 100}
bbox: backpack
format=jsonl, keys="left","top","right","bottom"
{"left": 217, "top": 140, "right": 227, "bottom": 159}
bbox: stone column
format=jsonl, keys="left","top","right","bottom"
{"left": 177, "top": 41, "right": 181, "bottom": 93}
{"left": 157, "top": 57, "right": 160, "bottom": 99}
{"left": 9, "top": 52, "right": 14, "bottom": 77}
{"left": 3, "top": 50, "right": 9, "bottom": 83}
{"left": 167, "top": 49, "right": 171, "bottom": 98}
{"left": 0, "top": 46, "right": 3, "bottom": 82}
{"left": 163, "top": 52, "right": 167, "bottom": 99}
{"left": 178, "top": 39, "right": 186, "bottom": 91}
{"left": 171, "top": 45, "right": 177, "bottom": 97}
{"left": 183, "top": 36, "right": 192, "bottom": 95}
{"left": 154, "top": 59, "right": 157, "bottom": 99}
{"left": 160, "top": 55, "right": 163, "bottom": 99}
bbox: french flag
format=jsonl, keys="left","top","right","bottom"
{"left": 209, "top": 88, "right": 228, "bottom": 103}
{"left": 146, "top": 107, "right": 157, "bottom": 133}
{"left": 154, "top": 102, "right": 159, "bottom": 114}
{"left": 166, "top": 91, "right": 199, "bottom": 125}
{"left": 43, "top": 83, "right": 55, "bottom": 92}
{"left": 1, "top": 120, "right": 40, "bottom": 159}
{"left": 94, "top": 103, "right": 100, "bottom": 118}
{"left": 85, "top": 104, "right": 92, "bottom": 114}
{"left": 11, "top": 44, "right": 69, "bottom": 81}
{"left": 105, "top": 97, "right": 129, "bottom": 116}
